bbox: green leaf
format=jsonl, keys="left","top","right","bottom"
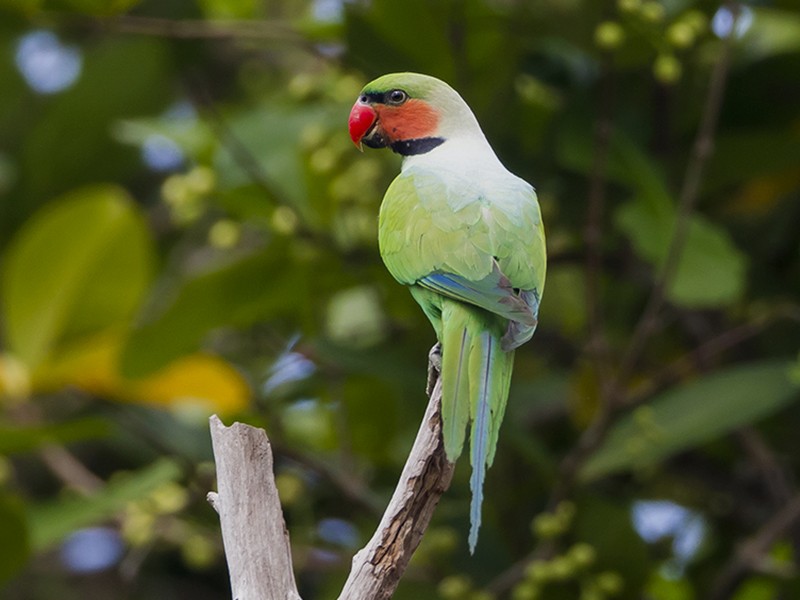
{"left": 645, "top": 573, "right": 696, "bottom": 600}
{"left": 0, "top": 418, "right": 110, "bottom": 454}
{"left": 579, "top": 361, "right": 799, "bottom": 482}
{"left": 0, "top": 0, "right": 42, "bottom": 15}
{"left": 216, "top": 103, "right": 341, "bottom": 225}
{"left": 538, "top": 266, "right": 587, "bottom": 336}
{"left": 667, "top": 218, "right": 747, "bottom": 306}
{"left": 121, "top": 240, "right": 302, "bottom": 377}
{"left": 559, "top": 120, "right": 748, "bottom": 307}
{"left": 282, "top": 399, "right": 338, "bottom": 452}
{"left": 1, "top": 185, "right": 154, "bottom": 368}
{"left": 0, "top": 494, "right": 29, "bottom": 585}
{"left": 196, "top": 0, "right": 258, "bottom": 19}
{"left": 561, "top": 125, "right": 748, "bottom": 308}
{"left": 731, "top": 577, "right": 779, "bottom": 600}
{"left": 113, "top": 113, "right": 215, "bottom": 163}
{"left": 325, "top": 285, "right": 388, "bottom": 347}
{"left": 574, "top": 495, "right": 651, "bottom": 595}
{"left": 703, "top": 129, "right": 800, "bottom": 194}
{"left": 52, "top": 0, "right": 143, "bottom": 16}
{"left": 739, "top": 7, "right": 800, "bottom": 63}
{"left": 28, "top": 458, "right": 181, "bottom": 551}
{"left": 556, "top": 121, "right": 672, "bottom": 198}
{"left": 616, "top": 203, "right": 747, "bottom": 307}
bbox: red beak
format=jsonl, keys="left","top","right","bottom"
{"left": 348, "top": 101, "right": 377, "bottom": 150}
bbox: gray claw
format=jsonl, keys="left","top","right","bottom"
{"left": 426, "top": 342, "right": 442, "bottom": 395}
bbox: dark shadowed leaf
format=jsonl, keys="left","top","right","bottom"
{"left": 0, "top": 418, "right": 109, "bottom": 454}
{"left": 580, "top": 361, "right": 799, "bottom": 482}
{"left": 28, "top": 458, "right": 181, "bottom": 551}
{"left": 21, "top": 37, "right": 171, "bottom": 201}
{"left": 0, "top": 494, "right": 29, "bottom": 585}
{"left": 616, "top": 203, "right": 747, "bottom": 307}
{"left": 559, "top": 124, "right": 747, "bottom": 308}
{"left": 574, "top": 495, "right": 651, "bottom": 599}
{"left": 121, "top": 239, "right": 302, "bottom": 377}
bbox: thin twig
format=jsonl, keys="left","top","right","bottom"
{"left": 626, "top": 314, "right": 774, "bottom": 404}
{"left": 36, "top": 12, "right": 325, "bottom": 54}
{"left": 555, "top": 5, "right": 740, "bottom": 504}
{"left": 94, "top": 15, "right": 302, "bottom": 41}
{"left": 736, "top": 428, "right": 792, "bottom": 506}
{"left": 488, "top": 10, "right": 743, "bottom": 593}
{"left": 187, "top": 81, "right": 288, "bottom": 208}
{"left": 583, "top": 56, "right": 615, "bottom": 393}
{"left": 542, "top": 53, "right": 617, "bottom": 510}
{"left": 615, "top": 4, "right": 740, "bottom": 387}
{"left": 710, "top": 492, "right": 800, "bottom": 600}
{"left": 276, "top": 444, "right": 384, "bottom": 517}
{"left": 39, "top": 444, "right": 104, "bottom": 494}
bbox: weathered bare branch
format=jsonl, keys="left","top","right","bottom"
{"left": 208, "top": 415, "right": 301, "bottom": 600}
{"left": 209, "top": 362, "right": 453, "bottom": 599}
{"left": 337, "top": 373, "right": 454, "bottom": 600}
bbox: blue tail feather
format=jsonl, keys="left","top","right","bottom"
{"left": 468, "top": 332, "right": 493, "bottom": 554}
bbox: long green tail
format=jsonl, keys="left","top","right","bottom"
{"left": 440, "top": 298, "right": 515, "bottom": 553}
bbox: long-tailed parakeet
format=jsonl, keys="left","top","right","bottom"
{"left": 348, "top": 72, "right": 546, "bottom": 552}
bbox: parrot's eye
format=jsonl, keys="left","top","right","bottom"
{"left": 359, "top": 94, "right": 368, "bottom": 103}
{"left": 386, "top": 89, "right": 408, "bottom": 105}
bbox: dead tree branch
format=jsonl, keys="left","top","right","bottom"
{"left": 208, "top": 365, "right": 453, "bottom": 600}
{"left": 208, "top": 415, "right": 301, "bottom": 600}
{"left": 337, "top": 373, "right": 454, "bottom": 599}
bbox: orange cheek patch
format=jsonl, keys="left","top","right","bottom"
{"left": 378, "top": 99, "right": 439, "bottom": 141}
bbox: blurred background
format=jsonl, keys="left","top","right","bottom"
{"left": 1, "top": 0, "right": 799, "bottom": 598}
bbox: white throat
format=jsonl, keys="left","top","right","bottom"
{"left": 401, "top": 131, "right": 507, "bottom": 177}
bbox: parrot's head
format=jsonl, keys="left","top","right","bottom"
{"left": 348, "top": 72, "right": 480, "bottom": 156}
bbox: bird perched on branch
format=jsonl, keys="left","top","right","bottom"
{"left": 348, "top": 72, "right": 546, "bottom": 552}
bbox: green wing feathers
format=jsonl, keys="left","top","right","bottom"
{"left": 379, "top": 167, "right": 546, "bottom": 294}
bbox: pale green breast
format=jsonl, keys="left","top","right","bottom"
{"left": 378, "top": 164, "right": 546, "bottom": 294}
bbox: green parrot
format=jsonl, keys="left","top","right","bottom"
{"left": 348, "top": 72, "right": 546, "bottom": 552}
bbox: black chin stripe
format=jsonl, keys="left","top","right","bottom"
{"left": 391, "top": 137, "right": 445, "bottom": 156}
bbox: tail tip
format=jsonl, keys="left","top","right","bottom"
{"left": 468, "top": 525, "right": 479, "bottom": 555}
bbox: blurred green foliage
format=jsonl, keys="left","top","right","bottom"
{"left": 0, "top": 0, "right": 799, "bottom": 598}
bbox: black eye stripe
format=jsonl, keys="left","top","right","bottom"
{"left": 359, "top": 90, "right": 409, "bottom": 105}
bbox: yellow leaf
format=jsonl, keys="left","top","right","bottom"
{"left": 34, "top": 332, "right": 249, "bottom": 415}
{"left": 729, "top": 166, "right": 800, "bottom": 215}
{"left": 128, "top": 354, "right": 250, "bottom": 415}
{"left": 568, "top": 360, "right": 601, "bottom": 429}
{"left": 0, "top": 354, "right": 32, "bottom": 403}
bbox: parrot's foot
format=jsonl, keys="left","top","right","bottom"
{"left": 426, "top": 342, "right": 442, "bottom": 396}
